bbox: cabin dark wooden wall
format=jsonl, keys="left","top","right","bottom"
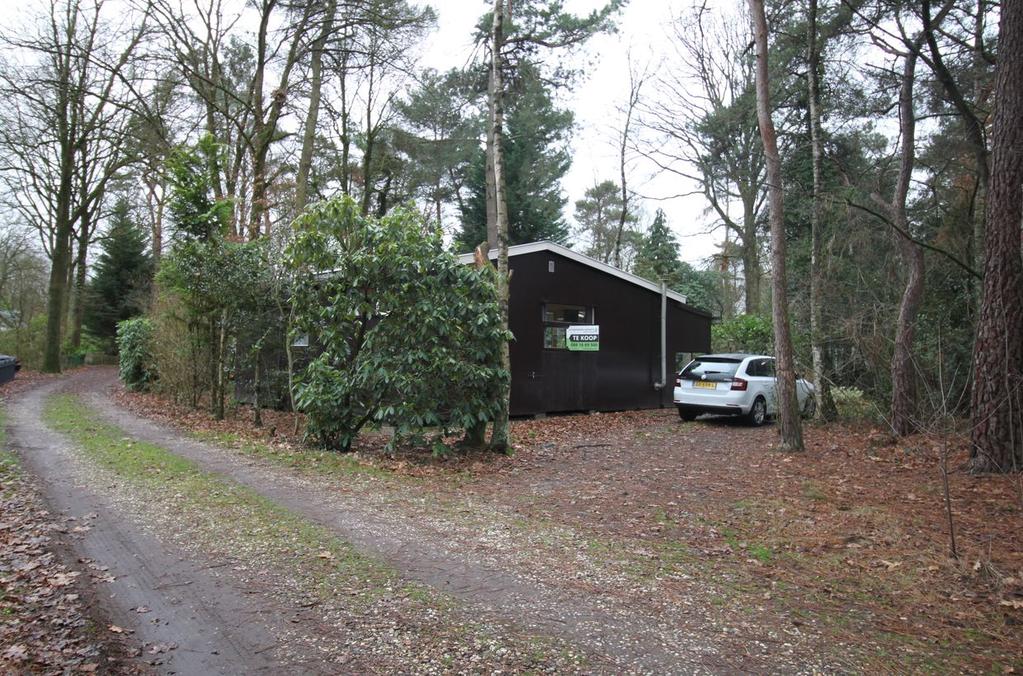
{"left": 507, "top": 250, "right": 712, "bottom": 415}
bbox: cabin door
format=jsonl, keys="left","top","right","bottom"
{"left": 540, "top": 350, "right": 598, "bottom": 412}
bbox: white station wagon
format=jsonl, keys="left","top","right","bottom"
{"left": 673, "top": 353, "right": 816, "bottom": 425}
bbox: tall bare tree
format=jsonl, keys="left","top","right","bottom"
{"left": 643, "top": 5, "right": 767, "bottom": 315}
{"left": 488, "top": 0, "right": 511, "bottom": 452}
{"left": 0, "top": 0, "right": 147, "bottom": 372}
{"left": 293, "top": 0, "right": 336, "bottom": 214}
{"left": 884, "top": 47, "right": 925, "bottom": 438}
{"left": 481, "top": 0, "right": 622, "bottom": 451}
{"left": 612, "top": 55, "right": 644, "bottom": 270}
{"left": 749, "top": 0, "right": 803, "bottom": 451}
{"left": 805, "top": 0, "right": 838, "bottom": 420}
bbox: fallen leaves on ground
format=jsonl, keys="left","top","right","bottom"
{"left": 117, "top": 380, "right": 1023, "bottom": 671}
{"left": 1, "top": 372, "right": 143, "bottom": 674}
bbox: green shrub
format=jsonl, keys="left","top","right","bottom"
{"left": 63, "top": 331, "right": 107, "bottom": 366}
{"left": 116, "top": 317, "right": 155, "bottom": 391}
{"left": 147, "top": 292, "right": 213, "bottom": 407}
{"left": 831, "top": 386, "right": 879, "bottom": 421}
{"left": 287, "top": 196, "right": 507, "bottom": 453}
{"left": 712, "top": 314, "right": 773, "bottom": 354}
{"left": 0, "top": 314, "right": 47, "bottom": 369}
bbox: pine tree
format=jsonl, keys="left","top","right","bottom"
{"left": 633, "top": 210, "right": 718, "bottom": 312}
{"left": 166, "top": 135, "right": 230, "bottom": 242}
{"left": 633, "top": 210, "right": 681, "bottom": 283}
{"left": 574, "top": 180, "right": 637, "bottom": 264}
{"left": 83, "top": 198, "right": 153, "bottom": 341}
{"left": 456, "top": 63, "right": 572, "bottom": 251}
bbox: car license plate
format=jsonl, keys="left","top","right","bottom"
{"left": 694, "top": 380, "right": 717, "bottom": 389}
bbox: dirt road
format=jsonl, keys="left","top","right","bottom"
{"left": 5, "top": 368, "right": 752, "bottom": 673}
{"left": 6, "top": 377, "right": 329, "bottom": 674}
{"left": 78, "top": 368, "right": 728, "bottom": 673}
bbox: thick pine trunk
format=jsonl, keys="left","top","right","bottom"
{"left": 806, "top": 0, "right": 837, "bottom": 420}
{"left": 485, "top": 78, "right": 498, "bottom": 249}
{"left": 749, "top": 0, "right": 803, "bottom": 451}
{"left": 969, "top": 0, "right": 1023, "bottom": 473}
{"left": 489, "top": 0, "right": 511, "bottom": 453}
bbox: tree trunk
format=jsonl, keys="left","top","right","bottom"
{"left": 741, "top": 196, "right": 761, "bottom": 315}
{"left": 889, "top": 51, "right": 924, "bottom": 437}
{"left": 489, "top": 0, "right": 511, "bottom": 453}
{"left": 613, "top": 68, "right": 640, "bottom": 270}
{"left": 249, "top": 138, "right": 271, "bottom": 239}
{"left": 339, "top": 49, "right": 352, "bottom": 197}
{"left": 253, "top": 349, "right": 262, "bottom": 428}
{"left": 484, "top": 67, "right": 499, "bottom": 251}
{"left": 295, "top": 1, "right": 334, "bottom": 215}
{"left": 360, "top": 57, "right": 377, "bottom": 217}
{"left": 214, "top": 308, "right": 229, "bottom": 420}
{"left": 43, "top": 142, "right": 74, "bottom": 373}
{"left": 806, "top": 0, "right": 837, "bottom": 421}
{"left": 146, "top": 174, "right": 165, "bottom": 268}
{"left": 69, "top": 218, "right": 89, "bottom": 350}
{"left": 969, "top": 0, "right": 1023, "bottom": 473}
{"left": 750, "top": 0, "right": 803, "bottom": 452}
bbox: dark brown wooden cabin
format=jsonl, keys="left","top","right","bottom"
{"left": 459, "top": 242, "right": 712, "bottom": 416}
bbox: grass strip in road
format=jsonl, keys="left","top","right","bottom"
{"left": 191, "top": 429, "right": 397, "bottom": 482}
{"left": 42, "top": 393, "right": 584, "bottom": 671}
{"left": 44, "top": 394, "right": 399, "bottom": 599}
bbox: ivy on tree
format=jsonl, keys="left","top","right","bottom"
{"left": 286, "top": 196, "right": 508, "bottom": 453}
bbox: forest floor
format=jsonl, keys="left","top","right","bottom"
{"left": 3, "top": 366, "right": 1022, "bottom": 673}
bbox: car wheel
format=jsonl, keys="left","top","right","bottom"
{"left": 747, "top": 397, "right": 767, "bottom": 426}
{"left": 802, "top": 394, "right": 817, "bottom": 419}
{"left": 677, "top": 407, "right": 698, "bottom": 422}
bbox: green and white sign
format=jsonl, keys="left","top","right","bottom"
{"left": 566, "top": 325, "right": 600, "bottom": 351}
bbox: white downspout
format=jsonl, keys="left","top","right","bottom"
{"left": 653, "top": 280, "right": 667, "bottom": 392}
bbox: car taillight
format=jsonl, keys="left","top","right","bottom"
{"left": 731, "top": 377, "right": 748, "bottom": 391}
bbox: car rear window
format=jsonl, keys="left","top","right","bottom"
{"left": 679, "top": 358, "right": 741, "bottom": 382}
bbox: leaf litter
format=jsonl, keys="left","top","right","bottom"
{"left": 115, "top": 380, "right": 1023, "bottom": 672}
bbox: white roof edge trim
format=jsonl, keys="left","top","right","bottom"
{"left": 456, "top": 241, "right": 706, "bottom": 313}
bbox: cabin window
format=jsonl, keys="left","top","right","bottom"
{"left": 544, "top": 326, "right": 568, "bottom": 349}
{"left": 542, "top": 303, "right": 593, "bottom": 350}
{"left": 543, "top": 303, "right": 591, "bottom": 323}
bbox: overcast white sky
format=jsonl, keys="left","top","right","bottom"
{"left": 418, "top": 0, "right": 718, "bottom": 265}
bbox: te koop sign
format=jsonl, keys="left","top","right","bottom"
{"left": 566, "top": 325, "right": 599, "bottom": 351}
